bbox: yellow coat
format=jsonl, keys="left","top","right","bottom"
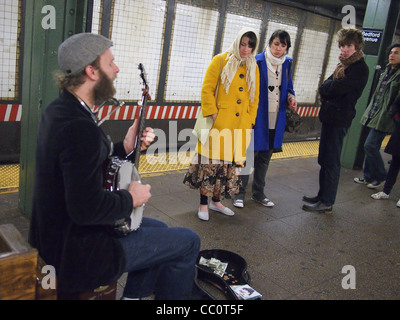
{"left": 197, "top": 52, "right": 260, "bottom": 162}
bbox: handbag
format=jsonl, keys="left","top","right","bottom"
{"left": 285, "top": 106, "right": 302, "bottom": 133}
{"left": 192, "top": 55, "right": 222, "bottom": 145}
{"left": 285, "top": 60, "right": 302, "bottom": 133}
{"left": 192, "top": 111, "right": 214, "bottom": 145}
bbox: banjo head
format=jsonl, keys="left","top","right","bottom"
{"left": 104, "top": 157, "right": 144, "bottom": 235}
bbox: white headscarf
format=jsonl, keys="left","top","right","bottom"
{"left": 221, "top": 27, "right": 259, "bottom": 102}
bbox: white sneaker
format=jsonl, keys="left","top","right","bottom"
{"left": 397, "top": 199, "right": 400, "bottom": 208}
{"left": 198, "top": 207, "right": 209, "bottom": 221}
{"left": 371, "top": 191, "right": 390, "bottom": 200}
{"left": 367, "top": 181, "right": 385, "bottom": 189}
{"left": 232, "top": 198, "right": 244, "bottom": 208}
{"left": 354, "top": 177, "right": 368, "bottom": 185}
{"left": 251, "top": 196, "right": 275, "bottom": 207}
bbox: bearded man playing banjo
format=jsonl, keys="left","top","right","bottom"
{"left": 29, "top": 33, "right": 200, "bottom": 300}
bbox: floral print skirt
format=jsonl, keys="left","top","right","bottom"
{"left": 183, "top": 154, "right": 241, "bottom": 200}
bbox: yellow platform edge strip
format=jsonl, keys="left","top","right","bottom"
{"left": 0, "top": 137, "right": 390, "bottom": 192}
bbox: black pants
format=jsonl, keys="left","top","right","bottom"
{"left": 237, "top": 150, "right": 273, "bottom": 200}
{"left": 383, "top": 155, "right": 400, "bottom": 195}
{"left": 317, "top": 124, "right": 348, "bottom": 206}
{"left": 236, "top": 129, "right": 275, "bottom": 200}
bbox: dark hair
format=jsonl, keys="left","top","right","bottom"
{"left": 241, "top": 31, "right": 258, "bottom": 49}
{"left": 268, "top": 30, "right": 291, "bottom": 53}
{"left": 387, "top": 43, "right": 400, "bottom": 57}
{"left": 337, "top": 28, "right": 364, "bottom": 50}
{"left": 55, "top": 56, "right": 101, "bottom": 90}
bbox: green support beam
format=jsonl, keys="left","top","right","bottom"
{"left": 19, "top": 0, "right": 88, "bottom": 217}
{"left": 341, "top": 0, "right": 400, "bottom": 169}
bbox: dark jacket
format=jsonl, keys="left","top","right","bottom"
{"left": 318, "top": 57, "right": 369, "bottom": 127}
{"left": 29, "top": 90, "right": 132, "bottom": 292}
{"left": 385, "top": 96, "right": 400, "bottom": 156}
{"left": 360, "top": 65, "right": 400, "bottom": 133}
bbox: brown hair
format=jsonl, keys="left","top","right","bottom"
{"left": 337, "top": 28, "right": 364, "bottom": 50}
{"left": 55, "top": 56, "right": 101, "bottom": 90}
{"left": 242, "top": 31, "right": 258, "bottom": 49}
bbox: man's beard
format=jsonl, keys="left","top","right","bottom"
{"left": 93, "top": 68, "right": 116, "bottom": 104}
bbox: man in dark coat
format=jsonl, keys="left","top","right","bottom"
{"left": 29, "top": 33, "right": 200, "bottom": 299}
{"left": 302, "top": 28, "right": 369, "bottom": 213}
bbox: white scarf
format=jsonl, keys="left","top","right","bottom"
{"left": 221, "top": 27, "right": 259, "bottom": 103}
{"left": 265, "top": 46, "right": 286, "bottom": 75}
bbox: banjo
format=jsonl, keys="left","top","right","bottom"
{"left": 101, "top": 63, "right": 150, "bottom": 237}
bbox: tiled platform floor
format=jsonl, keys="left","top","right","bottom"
{"left": 1, "top": 152, "right": 399, "bottom": 300}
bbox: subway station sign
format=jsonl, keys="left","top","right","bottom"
{"left": 362, "top": 29, "right": 383, "bottom": 56}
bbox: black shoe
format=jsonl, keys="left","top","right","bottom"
{"left": 302, "top": 195, "right": 319, "bottom": 204}
{"left": 302, "top": 201, "right": 332, "bottom": 213}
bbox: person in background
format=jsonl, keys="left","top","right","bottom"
{"left": 29, "top": 33, "right": 200, "bottom": 300}
{"left": 371, "top": 95, "right": 400, "bottom": 208}
{"left": 354, "top": 43, "right": 400, "bottom": 189}
{"left": 303, "top": 28, "right": 369, "bottom": 213}
{"left": 183, "top": 27, "right": 260, "bottom": 221}
{"left": 233, "top": 29, "right": 297, "bottom": 208}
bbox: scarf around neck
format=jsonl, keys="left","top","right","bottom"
{"left": 333, "top": 50, "right": 364, "bottom": 80}
{"left": 265, "top": 45, "right": 287, "bottom": 75}
{"left": 221, "top": 27, "right": 259, "bottom": 102}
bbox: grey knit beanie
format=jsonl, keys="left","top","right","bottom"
{"left": 58, "top": 33, "right": 113, "bottom": 75}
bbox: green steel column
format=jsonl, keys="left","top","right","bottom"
{"left": 341, "top": 0, "right": 399, "bottom": 169}
{"left": 19, "top": 0, "right": 87, "bottom": 217}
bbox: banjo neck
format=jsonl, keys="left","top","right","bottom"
{"left": 101, "top": 63, "right": 151, "bottom": 237}
{"left": 132, "top": 63, "right": 151, "bottom": 169}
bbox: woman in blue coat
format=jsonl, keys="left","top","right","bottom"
{"left": 233, "top": 30, "right": 297, "bottom": 208}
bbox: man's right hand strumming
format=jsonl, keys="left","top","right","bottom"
{"left": 129, "top": 181, "right": 151, "bottom": 208}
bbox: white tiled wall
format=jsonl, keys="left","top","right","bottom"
{"left": 0, "top": 0, "right": 19, "bottom": 99}
{"left": 0, "top": 1, "right": 371, "bottom": 107}
{"left": 294, "top": 29, "right": 329, "bottom": 103}
{"left": 221, "top": 13, "right": 262, "bottom": 53}
{"left": 165, "top": 3, "right": 219, "bottom": 102}
{"left": 324, "top": 33, "right": 341, "bottom": 80}
{"left": 111, "top": 0, "right": 166, "bottom": 101}
{"left": 91, "top": 0, "right": 101, "bottom": 35}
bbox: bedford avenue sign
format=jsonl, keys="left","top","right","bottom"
{"left": 362, "top": 29, "right": 383, "bottom": 56}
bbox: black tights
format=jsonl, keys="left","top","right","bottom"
{"left": 200, "top": 195, "right": 220, "bottom": 205}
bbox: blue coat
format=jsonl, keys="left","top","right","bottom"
{"left": 253, "top": 52, "right": 295, "bottom": 151}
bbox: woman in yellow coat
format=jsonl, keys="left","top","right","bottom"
{"left": 184, "top": 27, "right": 260, "bottom": 221}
